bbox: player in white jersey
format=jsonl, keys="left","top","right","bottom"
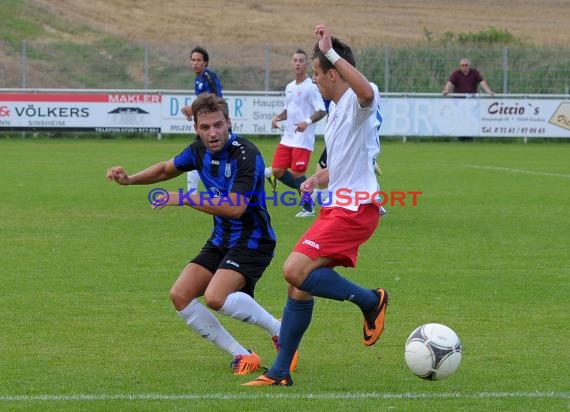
{"left": 245, "top": 24, "right": 389, "bottom": 387}
{"left": 323, "top": 82, "right": 382, "bottom": 210}
{"left": 267, "top": 49, "right": 327, "bottom": 217}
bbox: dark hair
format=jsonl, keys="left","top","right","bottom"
{"left": 295, "top": 48, "right": 307, "bottom": 59}
{"left": 191, "top": 93, "right": 229, "bottom": 122}
{"left": 191, "top": 46, "right": 210, "bottom": 64}
{"left": 312, "top": 37, "right": 356, "bottom": 72}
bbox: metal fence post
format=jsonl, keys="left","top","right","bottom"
{"left": 503, "top": 46, "right": 508, "bottom": 94}
{"left": 144, "top": 43, "right": 149, "bottom": 89}
{"left": 384, "top": 45, "right": 390, "bottom": 93}
{"left": 21, "top": 40, "right": 27, "bottom": 88}
{"left": 264, "top": 43, "right": 270, "bottom": 92}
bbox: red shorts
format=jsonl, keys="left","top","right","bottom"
{"left": 293, "top": 203, "right": 381, "bottom": 267}
{"left": 272, "top": 144, "right": 312, "bottom": 173}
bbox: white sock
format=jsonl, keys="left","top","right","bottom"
{"left": 219, "top": 291, "right": 281, "bottom": 337}
{"left": 187, "top": 170, "right": 200, "bottom": 192}
{"left": 177, "top": 299, "right": 248, "bottom": 357}
{"left": 264, "top": 167, "right": 272, "bottom": 178}
{"left": 313, "top": 188, "right": 330, "bottom": 204}
{"left": 311, "top": 189, "right": 320, "bottom": 203}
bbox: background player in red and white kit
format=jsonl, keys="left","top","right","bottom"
{"left": 267, "top": 49, "right": 327, "bottom": 217}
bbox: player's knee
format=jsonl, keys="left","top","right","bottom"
{"left": 169, "top": 286, "right": 190, "bottom": 311}
{"left": 203, "top": 290, "right": 225, "bottom": 311}
{"left": 282, "top": 260, "right": 305, "bottom": 287}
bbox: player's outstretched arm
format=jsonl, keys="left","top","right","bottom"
{"left": 181, "top": 105, "right": 193, "bottom": 121}
{"left": 106, "top": 159, "right": 182, "bottom": 185}
{"left": 176, "top": 191, "right": 249, "bottom": 219}
{"left": 314, "top": 23, "right": 374, "bottom": 108}
{"left": 106, "top": 166, "right": 130, "bottom": 184}
{"left": 151, "top": 190, "right": 249, "bottom": 219}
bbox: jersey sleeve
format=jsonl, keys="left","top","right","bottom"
{"left": 227, "top": 142, "right": 263, "bottom": 197}
{"left": 309, "top": 83, "right": 326, "bottom": 112}
{"left": 173, "top": 145, "right": 198, "bottom": 171}
{"left": 354, "top": 83, "right": 381, "bottom": 125}
{"left": 204, "top": 70, "right": 223, "bottom": 97}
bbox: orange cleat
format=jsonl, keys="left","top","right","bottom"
{"left": 242, "top": 373, "right": 293, "bottom": 387}
{"left": 362, "top": 288, "right": 389, "bottom": 346}
{"left": 230, "top": 350, "right": 261, "bottom": 376}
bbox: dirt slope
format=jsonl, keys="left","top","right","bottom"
{"left": 32, "top": 0, "right": 570, "bottom": 46}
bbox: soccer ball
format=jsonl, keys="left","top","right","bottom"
{"left": 404, "top": 323, "right": 462, "bottom": 381}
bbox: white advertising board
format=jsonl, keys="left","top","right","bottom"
{"left": 379, "top": 97, "right": 570, "bottom": 138}
{"left": 0, "top": 93, "right": 162, "bottom": 132}
{"left": 161, "top": 94, "right": 289, "bottom": 135}
{"left": 2, "top": 91, "right": 569, "bottom": 138}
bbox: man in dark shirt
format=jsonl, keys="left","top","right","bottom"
{"left": 443, "top": 58, "right": 494, "bottom": 141}
{"left": 106, "top": 93, "right": 289, "bottom": 377}
{"left": 442, "top": 58, "right": 494, "bottom": 96}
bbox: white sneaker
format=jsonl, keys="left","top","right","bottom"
{"left": 380, "top": 206, "right": 387, "bottom": 217}
{"left": 374, "top": 163, "right": 382, "bottom": 176}
{"left": 295, "top": 209, "right": 316, "bottom": 218}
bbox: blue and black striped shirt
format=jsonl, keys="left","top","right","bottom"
{"left": 173, "top": 134, "right": 276, "bottom": 254}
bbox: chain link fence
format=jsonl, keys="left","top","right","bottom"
{"left": 1, "top": 40, "right": 569, "bottom": 94}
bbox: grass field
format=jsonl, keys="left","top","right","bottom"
{"left": 0, "top": 137, "right": 569, "bottom": 411}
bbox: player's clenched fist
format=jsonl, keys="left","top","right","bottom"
{"left": 106, "top": 166, "right": 130, "bottom": 185}
{"left": 314, "top": 23, "right": 332, "bottom": 53}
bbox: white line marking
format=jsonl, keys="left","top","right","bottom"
{"left": 464, "top": 164, "right": 570, "bottom": 179}
{"left": 1, "top": 392, "right": 568, "bottom": 402}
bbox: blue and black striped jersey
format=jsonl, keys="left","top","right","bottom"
{"left": 195, "top": 68, "right": 223, "bottom": 97}
{"left": 173, "top": 134, "right": 276, "bottom": 254}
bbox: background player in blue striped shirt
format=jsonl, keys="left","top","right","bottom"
{"left": 181, "top": 46, "right": 224, "bottom": 194}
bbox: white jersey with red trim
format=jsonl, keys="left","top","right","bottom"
{"left": 325, "top": 82, "right": 382, "bottom": 211}
{"left": 280, "top": 77, "right": 326, "bottom": 151}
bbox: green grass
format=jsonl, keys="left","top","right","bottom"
{"left": 423, "top": 26, "right": 521, "bottom": 45}
{"left": 0, "top": 138, "right": 569, "bottom": 411}
{"left": 0, "top": 0, "right": 95, "bottom": 47}
{"left": 0, "top": 0, "right": 49, "bottom": 46}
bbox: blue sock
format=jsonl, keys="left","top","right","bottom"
{"left": 299, "top": 267, "right": 378, "bottom": 311}
{"left": 278, "top": 171, "right": 297, "bottom": 189}
{"left": 267, "top": 297, "right": 314, "bottom": 378}
{"left": 279, "top": 172, "right": 312, "bottom": 211}
{"left": 293, "top": 175, "right": 306, "bottom": 190}
{"left": 293, "top": 176, "right": 314, "bottom": 212}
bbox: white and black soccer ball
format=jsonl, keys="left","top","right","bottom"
{"left": 404, "top": 323, "right": 462, "bottom": 381}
